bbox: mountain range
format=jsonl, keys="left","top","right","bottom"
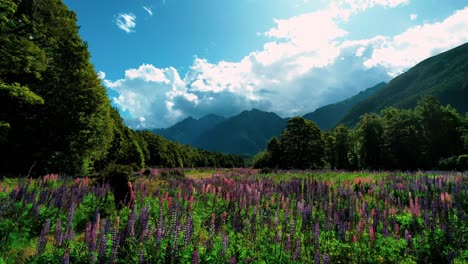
{"left": 340, "top": 42, "right": 468, "bottom": 126}
{"left": 151, "top": 42, "right": 468, "bottom": 156}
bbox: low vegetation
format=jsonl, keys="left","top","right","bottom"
{"left": 0, "top": 170, "right": 467, "bottom": 263}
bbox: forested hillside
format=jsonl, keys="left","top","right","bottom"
{"left": 303, "top": 82, "right": 386, "bottom": 130}
{"left": 340, "top": 43, "right": 468, "bottom": 126}
{"left": 255, "top": 97, "right": 468, "bottom": 170}
{"left": 0, "top": 0, "right": 242, "bottom": 176}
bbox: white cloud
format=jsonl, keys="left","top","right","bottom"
{"left": 364, "top": 7, "right": 468, "bottom": 76}
{"left": 143, "top": 6, "right": 153, "bottom": 16}
{"left": 329, "top": 0, "right": 409, "bottom": 20}
{"left": 97, "top": 71, "right": 106, "bottom": 80}
{"left": 410, "top": 13, "right": 417, "bottom": 20}
{"left": 115, "top": 13, "right": 136, "bottom": 33}
{"left": 105, "top": 4, "right": 468, "bottom": 128}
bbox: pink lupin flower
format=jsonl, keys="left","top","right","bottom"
{"left": 415, "top": 196, "right": 420, "bottom": 216}
{"left": 168, "top": 197, "right": 173, "bottom": 209}
{"left": 189, "top": 195, "right": 194, "bottom": 211}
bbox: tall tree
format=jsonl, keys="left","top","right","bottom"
{"left": 280, "top": 117, "right": 324, "bottom": 169}
{"left": 381, "top": 108, "right": 422, "bottom": 169}
{"left": 0, "top": 0, "right": 113, "bottom": 175}
{"left": 356, "top": 113, "right": 384, "bottom": 169}
{"left": 415, "top": 96, "right": 464, "bottom": 168}
{"left": 333, "top": 125, "right": 350, "bottom": 169}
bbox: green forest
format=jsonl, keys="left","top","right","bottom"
{"left": 254, "top": 96, "right": 468, "bottom": 171}
{"left": 0, "top": 0, "right": 242, "bottom": 178}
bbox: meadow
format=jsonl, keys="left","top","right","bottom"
{"left": 0, "top": 169, "right": 467, "bottom": 263}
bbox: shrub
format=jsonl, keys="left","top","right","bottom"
{"left": 457, "top": 155, "right": 468, "bottom": 170}
{"left": 98, "top": 164, "right": 134, "bottom": 209}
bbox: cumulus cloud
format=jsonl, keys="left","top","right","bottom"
{"left": 104, "top": 4, "right": 468, "bottom": 128}
{"left": 410, "top": 13, "right": 417, "bottom": 20}
{"left": 115, "top": 13, "right": 136, "bottom": 33}
{"left": 364, "top": 7, "right": 468, "bottom": 76}
{"left": 329, "top": 0, "right": 409, "bottom": 20}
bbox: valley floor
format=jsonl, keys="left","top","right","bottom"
{"left": 0, "top": 169, "right": 467, "bottom": 263}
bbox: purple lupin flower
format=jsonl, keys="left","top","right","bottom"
{"left": 98, "top": 235, "right": 107, "bottom": 264}
{"left": 293, "top": 237, "right": 301, "bottom": 260}
{"left": 192, "top": 247, "right": 199, "bottom": 264}
{"left": 139, "top": 249, "right": 145, "bottom": 264}
{"left": 284, "top": 234, "right": 291, "bottom": 253}
{"left": 65, "top": 204, "right": 75, "bottom": 241}
{"left": 323, "top": 253, "right": 330, "bottom": 264}
{"left": 230, "top": 256, "right": 236, "bottom": 264}
{"left": 313, "top": 221, "right": 320, "bottom": 247}
{"left": 127, "top": 209, "right": 135, "bottom": 238}
{"left": 37, "top": 219, "right": 51, "bottom": 255}
{"left": 110, "top": 229, "right": 120, "bottom": 264}
{"left": 156, "top": 225, "right": 163, "bottom": 248}
{"left": 222, "top": 232, "right": 229, "bottom": 254}
{"left": 54, "top": 219, "right": 63, "bottom": 247}
{"left": 405, "top": 229, "right": 412, "bottom": 246}
{"left": 62, "top": 249, "right": 70, "bottom": 264}
{"left": 315, "top": 252, "right": 321, "bottom": 264}
{"left": 84, "top": 222, "right": 92, "bottom": 244}
{"left": 184, "top": 214, "right": 193, "bottom": 245}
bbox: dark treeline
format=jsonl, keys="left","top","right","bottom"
{"left": 0, "top": 0, "right": 242, "bottom": 177}
{"left": 254, "top": 96, "right": 468, "bottom": 171}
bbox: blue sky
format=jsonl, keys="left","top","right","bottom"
{"left": 64, "top": 0, "right": 468, "bottom": 128}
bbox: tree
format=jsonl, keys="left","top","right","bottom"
{"left": 415, "top": 96, "right": 464, "bottom": 168}
{"left": 280, "top": 117, "right": 324, "bottom": 169}
{"left": 0, "top": 0, "right": 114, "bottom": 175}
{"left": 356, "top": 113, "right": 384, "bottom": 169}
{"left": 333, "top": 125, "right": 350, "bottom": 169}
{"left": 267, "top": 137, "right": 281, "bottom": 168}
{"left": 380, "top": 108, "right": 422, "bottom": 169}
{"left": 322, "top": 131, "right": 336, "bottom": 169}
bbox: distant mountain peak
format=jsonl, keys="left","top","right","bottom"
{"left": 200, "top": 113, "right": 224, "bottom": 120}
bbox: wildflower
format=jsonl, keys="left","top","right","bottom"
{"left": 37, "top": 219, "right": 51, "bottom": 255}
{"left": 62, "top": 249, "right": 70, "bottom": 264}
{"left": 54, "top": 219, "right": 63, "bottom": 247}
{"left": 192, "top": 247, "right": 199, "bottom": 264}
{"left": 323, "top": 253, "right": 331, "bottom": 264}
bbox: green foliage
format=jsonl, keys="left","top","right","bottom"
{"left": 0, "top": 121, "right": 9, "bottom": 145}
{"left": 135, "top": 130, "right": 244, "bottom": 169}
{"left": 280, "top": 117, "right": 325, "bottom": 169}
{"left": 252, "top": 151, "right": 271, "bottom": 169}
{"left": 0, "top": 82, "right": 44, "bottom": 105}
{"left": 341, "top": 43, "right": 468, "bottom": 127}
{"left": 99, "top": 163, "right": 134, "bottom": 208}
{"left": 356, "top": 113, "right": 384, "bottom": 169}
{"left": 0, "top": 0, "right": 114, "bottom": 176}
{"left": 304, "top": 82, "right": 386, "bottom": 130}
